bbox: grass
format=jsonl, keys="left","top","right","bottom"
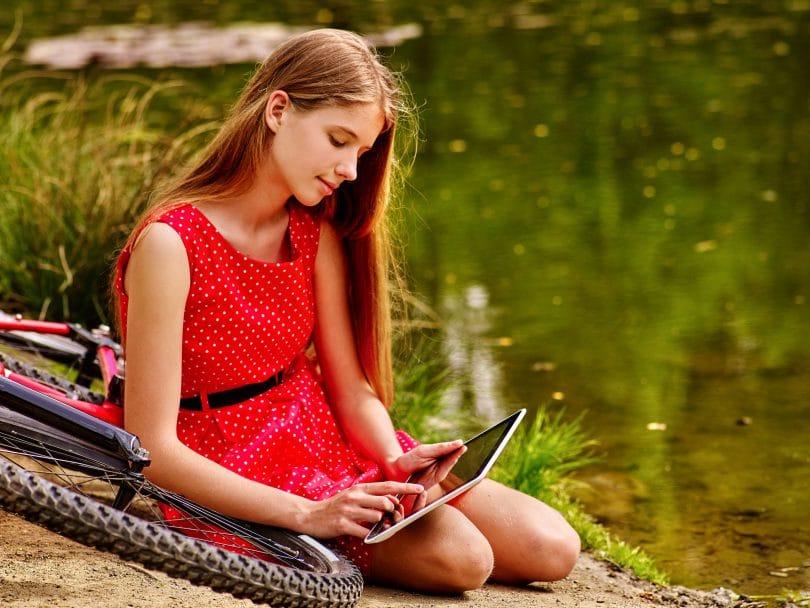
{"left": 0, "top": 51, "right": 216, "bottom": 324}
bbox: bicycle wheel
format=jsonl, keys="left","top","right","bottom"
{"left": 0, "top": 393, "right": 363, "bottom": 606}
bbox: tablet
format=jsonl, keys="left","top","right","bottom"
{"left": 364, "top": 408, "right": 526, "bottom": 544}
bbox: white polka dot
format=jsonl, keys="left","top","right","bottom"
{"left": 115, "top": 203, "right": 411, "bottom": 576}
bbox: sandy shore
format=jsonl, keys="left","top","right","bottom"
{"left": 0, "top": 508, "right": 758, "bottom": 608}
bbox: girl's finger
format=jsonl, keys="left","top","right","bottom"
{"left": 343, "top": 520, "right": 376, "bottom": 538}
{"left": 383, "top": 494, "right": 401, "bottom": 511}
{"left": 416, "top": 440, "right": 464, "bottom": 458}
{"left": 412, "top": 490, "right": 428, "bottom": 512}
{"left": 368, "top": 494, "right": 398, "bottom": 514}
{"left": 361, "top": 481, "right": 424, "bottom": 496}
{"left": 435, "top": 445, "right": 466, "bottom": 478}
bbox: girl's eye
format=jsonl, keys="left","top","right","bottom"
{"left": 329, "top": 135, "right": 346, "bottom": 147}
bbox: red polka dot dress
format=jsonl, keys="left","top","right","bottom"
{"left": 115, "top": 202, "right": 417, "bottom": 577}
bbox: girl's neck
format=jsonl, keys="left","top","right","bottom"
{"left": 225, "top": 170, "right": 290, "bottom": 227}
{"left": 195, "top": 174, "right": 294, "bottom": 264}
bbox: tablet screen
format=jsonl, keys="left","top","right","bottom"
{"left": 364, "top": 408, "right": 525, "bottom": 544}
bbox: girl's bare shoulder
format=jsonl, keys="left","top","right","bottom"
{"left": 126, "top": 223, "right": 189, "bottom": 295}
{"left": 131, "top": 221, "right": 186, "bottom": 259}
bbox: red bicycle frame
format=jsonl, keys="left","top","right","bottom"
{"left": 0, "top": 314, "right": 124, "bottom": 427}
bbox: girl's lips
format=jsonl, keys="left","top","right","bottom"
{"left": 318, "top": 178, "right": 336, "bottom": 195}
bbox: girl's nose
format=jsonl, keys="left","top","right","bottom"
{"left": 336, "top": 156, "right": 358, "bottom": 182}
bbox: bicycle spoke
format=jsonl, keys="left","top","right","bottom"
{"left": 0, "top": 323, "right": 362, "bottom": 606}
{"left": 0, "top": 428, "right": 325, "bottom": 570}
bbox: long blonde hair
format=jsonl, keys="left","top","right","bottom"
{"left": 115, "top": 28, "right": 416, "bottom": 406}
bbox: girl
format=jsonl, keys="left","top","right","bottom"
{"left": 114, "top": 28, "right": 579, "bottom": 593}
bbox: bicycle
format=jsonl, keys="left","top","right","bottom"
{"left": 0, "top": 310, "right": 363, "bottom": 607}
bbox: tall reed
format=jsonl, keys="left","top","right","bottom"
{"left": 0, "top": 60, "right": 216, "bottom": 324}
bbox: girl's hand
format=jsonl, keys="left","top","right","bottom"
{"left": 387, "top": 440, "right": 467, "bottom": 489}
{"left": 300, "top": 481, "right": 425, "bottom": 538}
{"left": 383, "top": 441, "right": 466, "bottom": 518}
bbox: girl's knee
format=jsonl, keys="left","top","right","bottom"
{"left": 554, "top": 526, "right": 581, "bottom": 579}
{"left": 537, "top": 522, "right": 581, "bottom": 582}
{"left": 501, "top": 518, "right": 580, "bottom": 584}
{"left": 370, "top": 510, "right": 494, "bottom": 593}
{"left": 435, "top": 532, "right": 494, "bottom": 592}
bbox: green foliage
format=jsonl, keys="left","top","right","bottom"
{"left": 0, "top": 62, "right": 215, "bottom": 324}
{"left": 586, "top": 528, "right": 670, "bottom": 586}
{"left": 491, "top": 407, "right": 597, "bottom": 503}
{"left": 390, "top": 331, "right": 463, "bottom": 442}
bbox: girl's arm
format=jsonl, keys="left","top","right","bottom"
{"left": 123, "top": 222, "right": 420, "bottom": 538}
{"left": 313, "top": 222, "right": 463, "bottom": 481}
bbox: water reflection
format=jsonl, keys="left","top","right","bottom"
{"left": 400, "top": 8, "right": 810, "bottom": 597}
{"left": 442, "top": 284, "right": 503, "bottom": 422}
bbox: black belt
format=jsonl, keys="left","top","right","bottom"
{"left": 179, "top": 370, "right": 284, "bottom": 411}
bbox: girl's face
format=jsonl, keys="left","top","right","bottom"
{"left": 266, "top": 94, "right": 386, "bottom": 206}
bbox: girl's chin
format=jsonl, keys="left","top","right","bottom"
{"left": 293, "top": 194, "right": 326, "bottom": 207}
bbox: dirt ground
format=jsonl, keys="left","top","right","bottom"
{"left": 0, "top": 509, "right": 755, "bottom": 608}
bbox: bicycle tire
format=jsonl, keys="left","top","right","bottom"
{"left": 0, "top": 351, "right": 105, "bottom": 404}
{"left": 0, "top": 404, "right": 363, "bottom": 606}
{"left": 0, "top": 322, "right": 89, "bottom": 367}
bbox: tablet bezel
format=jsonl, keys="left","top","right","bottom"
{"left": 364, "top": 408, "right": 526, "bottom": 544}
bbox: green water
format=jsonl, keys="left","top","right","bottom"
{"left": 398, "top": 6, "right": 810, "bottom": 596}
{"left": 3, "top": 0, "right": 809, "bottom": 597}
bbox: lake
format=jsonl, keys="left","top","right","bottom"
{"left": 4, "top": 0, "right": 809, "bottom": 597}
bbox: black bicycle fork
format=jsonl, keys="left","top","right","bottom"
{"left": 0, "top": 374, "right": 149, "bottom": 510}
